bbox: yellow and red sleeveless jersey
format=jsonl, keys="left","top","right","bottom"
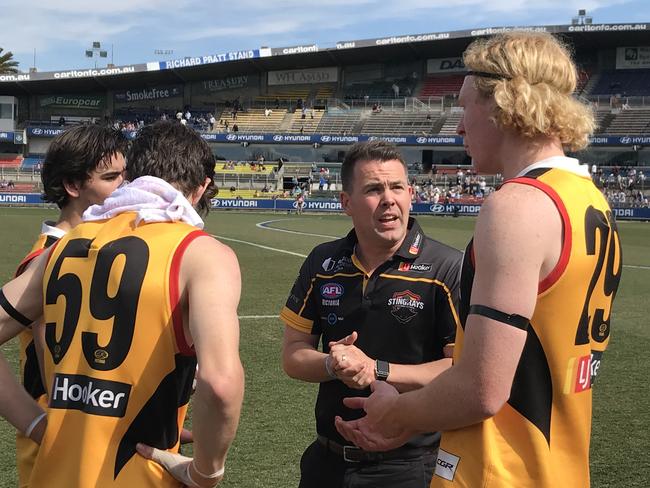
{"left": 15, "top": 229, "right": 60, "bottom": 488}
{"left": 32, "top": 212, "right": 206, "bottom": 488}
{"left": 433, "top": 165, "right": 622, "bottom": 487}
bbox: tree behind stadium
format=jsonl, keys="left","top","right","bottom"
{"left": 0, "top": 48, "right": 19, "bottom": 74}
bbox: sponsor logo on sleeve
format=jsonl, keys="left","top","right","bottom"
{"left": 388, "top": 290, "right": 424, "bottom": 323}
{"left": 50, "top": 373, "right": 131, "bottom": 417}
{"left": 434, "top": 449, "right": 460, "bottom": 481}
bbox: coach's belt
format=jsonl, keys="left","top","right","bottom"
{"left": 317, "top": 435, "right": 432, "bottom": 463}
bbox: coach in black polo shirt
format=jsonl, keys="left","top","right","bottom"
{"left": 281, "top": 141, "right": 461, "bottom": 488}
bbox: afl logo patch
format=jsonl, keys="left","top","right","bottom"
{"left": 321, "top": 283, "right": 344, "bottom": 299}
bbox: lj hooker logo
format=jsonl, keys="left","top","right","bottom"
{"left": 388, "top": 290, "right": 424, "bottom": 323}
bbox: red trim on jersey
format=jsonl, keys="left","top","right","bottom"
{"left": 15, "top": 248, "right": 46, "bottom": 277}
{"left": 169, "top": 230, "right": 210, "bottom": 356}
{"left": 503, "top": 177, "right": 572, "bottom": 294}
{"left": 44, "top": 239, "right": 62, "bottom": 269}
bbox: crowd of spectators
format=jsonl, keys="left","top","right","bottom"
{"left": 218, "top": 160, "right": 269, "bottom": 172}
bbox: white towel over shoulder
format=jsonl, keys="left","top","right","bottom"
{"left": 83, "top": 176, "right": 205, "bottom": 229}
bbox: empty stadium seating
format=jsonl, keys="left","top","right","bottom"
{"left": 315, "top": 109, "right": 362, "bottom": 134}
{"left": 418, "top": 75, "right": 465, "bottom": 98}
{"left": 437, "top": 111, "right": 463, "bottom": 135}
{"left": 360, "top": 111, "right": 442, "bottom": 136}
{"left": 0, "top": 155, "right": 23, "bottom": 169}
{"left": 603, "top": 108, "right": 650, "bottom": 135}
{"left": 589, "top": 69, "right": 650, "bottom": 96}
{"left": 214, "top": 108, "right": 287, "bottom": 133}
{"left": 286, "top": 109, "right": 324, "bottom": 134}
{"left": 21, "top": 156, "right": 44, "bottom": 170}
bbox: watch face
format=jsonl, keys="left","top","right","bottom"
{"left": 376, "top": 360, "right": 389, "bottom": 380}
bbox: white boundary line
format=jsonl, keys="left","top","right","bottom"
{"left": 256, "top": 219, "right": 340, "bottom": 239}
{"left": 250, "top": 220, "right": 649, "bottom": 271}
{"left": 211, "top": 234, "right": 307, "bottom": 258}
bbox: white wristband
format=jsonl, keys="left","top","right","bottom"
{"left": 193, "top": 460, "right": 225, "bottom": 478}
{"left": 324, "top": 356, "right": 337, "bottom": 379}
{"left": 186, "top": 460, "right": 225, "bottom": 487}
{"left": 24, "top": 412, "right": 46, "bottom": 439}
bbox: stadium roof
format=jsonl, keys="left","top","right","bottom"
{"left": 0, "top": 22, "right": 648, "bottom": 96}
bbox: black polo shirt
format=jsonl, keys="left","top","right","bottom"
{"left": 281, "top": 218, "right": 461, "bottom": 447}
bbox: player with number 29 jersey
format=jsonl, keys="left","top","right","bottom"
{"left": 436, "top": 164, "right": 622, "bottom": 487}
{"left": 31, "top": 212, "right": 207, "bottom": 487}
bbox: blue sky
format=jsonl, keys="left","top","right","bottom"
{"left": 3, "top": 0, "right": 650, "bottom": 72}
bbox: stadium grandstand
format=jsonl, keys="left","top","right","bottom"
{"left": 1, "top": 21, "right": 649, "bottom": 218}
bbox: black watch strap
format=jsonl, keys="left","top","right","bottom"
{"left": 375, "top": 360, "right": 390, "bottom": 381}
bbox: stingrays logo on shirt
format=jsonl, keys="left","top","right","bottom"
{"left": 388, "top": 290, "right": 424, "bottom": 323}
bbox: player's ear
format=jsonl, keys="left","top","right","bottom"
{"left": 63, "top": 178, "right": 82, "bottom": 199}
{"left": 188, "top": 177, "right": 211, "bottom": 206}
{"left": 340, "top": 191, "right": 352, "bottom": 216}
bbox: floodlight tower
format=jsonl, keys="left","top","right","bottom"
{"left": 85, "top": 41, "right": 112, "bottom": 68}
{"left": 571, "top": 9, "right": 593, "bottom": 25}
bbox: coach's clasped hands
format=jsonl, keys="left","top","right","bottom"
{"left": 328, "top": 332, "right": 376, "bottom": 389}
{"left": 136, "top": 443, "right": 224, "bottom": 488}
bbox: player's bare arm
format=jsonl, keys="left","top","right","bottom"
{"left": 138, "top": 236, "right": 245, "bottom": 487}
{"left": 0, "top": 250, "right": 50, "bottom": 441}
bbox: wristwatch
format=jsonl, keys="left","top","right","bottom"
{"left": 375, "top": 359, "right": 390, "bottom": 381}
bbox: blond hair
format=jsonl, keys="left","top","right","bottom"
{"left": 463, "top": 31, "right": 594, "bottom": 151}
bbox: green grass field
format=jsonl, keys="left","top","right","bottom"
{"left": 0, "top": 208, "right": 648, "bottom": 487}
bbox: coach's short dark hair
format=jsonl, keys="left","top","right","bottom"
{"left": 341, "top": 141, "right": 407, "bottom": 192}
{"left": 126, "top": 121, "right": 216, "bottom": 215}
{"left": 41, "top": 125, "right": 129, "bottom": 208}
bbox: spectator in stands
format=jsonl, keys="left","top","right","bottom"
{"left": 232, "top": 124, "right": 239, "bottom": 133}
{"left": 264, "top": 108, "right": 273, "bottom": 117}
{"left": 58, "top": 116, "right": 66, "bottom": 127}
{"left": 392, "top": 82, "right": 400, "bottom": 98}
{"left": 301, "top": 107, "right": 307, "bottom": 119}
{"left": 295, "top": 193, "right": 305, "bottom": 214}
{"left": 7, "top": 180, "right": 15, "bottom": 189}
